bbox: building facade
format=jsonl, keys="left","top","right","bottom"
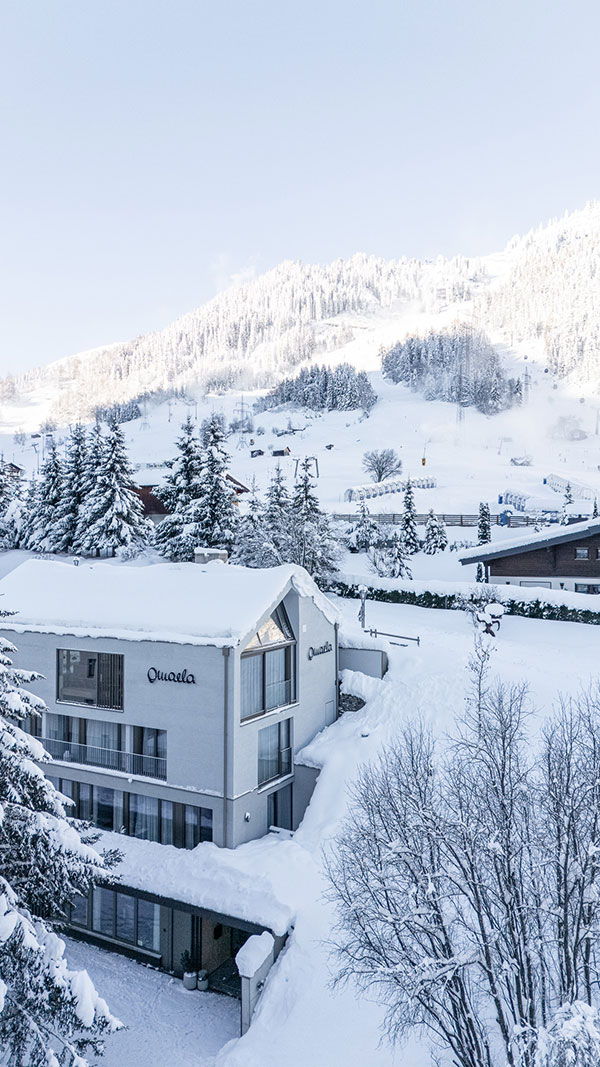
{"left": 0, "top": 558, "right": 338, "bottom": 985}
{"left": 459, "top": 519, "right": 600, "bottom": 592}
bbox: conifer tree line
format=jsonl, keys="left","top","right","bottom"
{"left": 0, "top": 421, "right": 151, "bottom": 557}
{"left": 0, "top": 416, "right": 341, "bottom": 575}
{"left": 348, "top": 482, "right": 448, "bottom": 579}
{"left": 255, "top": 362, "right": 377, "bottom": 414}
{"left": 382, "top": 324, "right": 522, "bottom": 414}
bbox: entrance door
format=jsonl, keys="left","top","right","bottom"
{"left": 267, "top": 784, "right": 293, "bottom": 830}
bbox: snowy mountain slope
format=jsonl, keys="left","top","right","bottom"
{"left": 3, "top": 254, "right": 482, "bottom": 425}
{"left": 3, "top": 350, "right": 600, "bottom": 533}
{"left": 476, "top": 201, "right": 600, "bottom": 381}
{"left": 1, "top": 202, "right": 598, "bottom": 430}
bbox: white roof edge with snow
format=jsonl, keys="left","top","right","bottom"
{"left": 0, "top": 559, "right": 340, "bottom": 647}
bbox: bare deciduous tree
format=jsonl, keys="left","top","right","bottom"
{"left": 327, "top": 645, "right": 600, "bottom": 1067}
{"left": 361, "top": 448, "right": 402, "bottom": 483}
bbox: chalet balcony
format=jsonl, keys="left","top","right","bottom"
{"left": 41, "top": 737, "right": 167, "bottom": 781}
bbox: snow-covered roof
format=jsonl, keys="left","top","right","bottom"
{"left": 458, "top": 519, "right": 600, "bottom": 564}
{"left": 99, "top": 831, "right": 293, "bottom": 935}
{"left": 0, "top": 559, "right": 339, "bottom": 646}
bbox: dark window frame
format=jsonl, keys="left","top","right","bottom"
{"left": 574, "top": 547, "right": 590, "bottom": 560}
{"left": 258, "top": 717, "right": 293, "bottom": 787}
{"left": 56, "top": 649, "right": 124, "bottom": 712}
{"left": 241, "top": 605, "right": 297, "bottom": 722}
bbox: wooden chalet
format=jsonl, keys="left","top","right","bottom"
{"left": 459, "top": 519, "right": 600, "bottom": 594}
{"left": 133, "top": 469, "right": 249, "bottom": 523}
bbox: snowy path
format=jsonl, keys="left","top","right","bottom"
{"left": 64, "top": 938, "right": 239, "bottom": 1067}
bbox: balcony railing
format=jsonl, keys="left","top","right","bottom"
{"left": 41, "top": 738, "right": 167, "bottom": 780}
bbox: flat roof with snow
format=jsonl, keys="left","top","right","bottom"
{"left": 0, "top": 559, "right": 338, "bottom": 646}
{"left": 458, "top": 519, "right": 600, "bottom": 565}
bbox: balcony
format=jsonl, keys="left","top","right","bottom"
{"left": 41, "top": 738, "right": 167, "bottom": 781}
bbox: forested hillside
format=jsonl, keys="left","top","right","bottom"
{"left": 1, "top": 203, "right": 600, "bottom": 428}
{"left": 381, "top": 325, "right": 522, "bottom": 414}
{"left": 3, "top": 254, "right": 480, "bottom": 421}
{"left": 477, "top": 201, "right": 600, "bottom": 380}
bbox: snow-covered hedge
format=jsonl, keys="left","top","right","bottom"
{"left": 320, "top": 573, "right": 600, "bottom": 626}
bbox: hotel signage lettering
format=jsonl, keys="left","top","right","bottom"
{"left": 147, "top": 667, "right": 196, "bottom": 685}
{"left": 307, "top": 641, "right": 333, "bottom": 661}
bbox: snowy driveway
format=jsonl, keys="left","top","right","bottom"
{"left": 64, "top": 937, "right": 239, "bottom": 1067}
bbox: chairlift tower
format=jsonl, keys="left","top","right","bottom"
{"left": 294, "top": 455, "right": 319, "bottom": 480}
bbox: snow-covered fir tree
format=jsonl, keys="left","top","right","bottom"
{"left": 349, "top": 499, "right": 379, "bottom": 552}
{"left": 0, "top": 617, "right": 121, "bottom": 1064}
{"left": 181, "top": 412, "right": 238, "bottom": 555}
{"left": 476, "top": 561, "right": 485, "bottom": 583}
{"left": 0, "top": 468, "right": 20, "bottom": 551}
{"left": 593, "top": 497, "right": 598, "bottom": 519}
{"left": 77, "top": 419, "right": 151, "bottom": 557}
{"left": 422, "top": 509, "right": 448, "bottom": 554}
{"left": 400, "top": 479, "right": 419, "bottom": 554}
{"left": 154, "top": 417, "right": 204, "bottom": 561}
{"left": 53, "top": 424, "right": 88, "bottom": 553}
{"left": 157, "top": 417, "right": 203, "bottom": 514}
{"left": 230, "top": 479, "right": 270, "bottom": 568}
{"left": 73, "top": 422, "right": 104, "bottom": 554}
{"left": 477, "top": 501, "right": 492, "bottom": 544}
{"left": 23, "top": 442, "right": 64, "bottom": 553}
{"left": 287, "top": 458, "right": 338, "bottom": 575}
{"left": 261, "top": 465, "right": 293, "bottom": 566}
{"left": 369, "top": 531, "right": 412, "bottom": 579}
{"left": 0, "top": 465, "right": 15, "bottom": 515}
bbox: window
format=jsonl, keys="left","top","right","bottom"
{"left": 258, "top": 718, "right": 292, "bottom": 786}
{"left": 132, "top": 727, "right": 167, "bottom": 777}
{"left": 51, "top": 776, "right": 211, "bottom": 849}
{"left": 267, "top": 783, "right": 293, "bottom": 830}
{"left": 575, "top": 547, "right": 590, "bottom": 560}
{"left": 136, "top": 898, "right": 160, "bottom": 951}
{"left": 575, "top": 583, "right": 600, "bottom": 594}
{"left": 70, "top": 893, "right": 88, "bottom": 927}
{"left": 93, "top": 787, "right": 124, "bottom": 832}
{"left": 88, "top": 887, "right": 160, "bottom": 952}
{"left": 116, "top": 892, "right": 135, "bottom": 943}
{"left": 57, "top": 650, "right": 124, "bottom": 710}
{"left": 129, "top": 794, "right": 159, "bottom": 841}
{"left": 92, "top": 887, "right": 115, "bottom": 938}
{"left": 22, "top": 713, "right": 42, "bottom": 738}
{"left": 184, "top": 805, "right": 213, "bottom": 848}
{"left": 241, "top": 604, "right": 295, "bottom": 721}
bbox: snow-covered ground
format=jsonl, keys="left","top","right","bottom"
{"left": 212, "top": 598, "right": 600, "bottom": 1067}
{"left": 64, "top": 937, "right": 240, "bottom": 1067}
{"left": 2, "top": 321, "right": 600, "bottom": 525}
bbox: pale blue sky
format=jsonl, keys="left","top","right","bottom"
{"left": 1, "top": 0, "right": 599, "bottom": 375}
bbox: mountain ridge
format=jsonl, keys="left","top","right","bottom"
{"left": 2, "top": 202, "right": 599, "bottom": 426}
